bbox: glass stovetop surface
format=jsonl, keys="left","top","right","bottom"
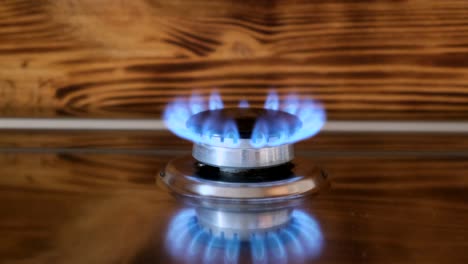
{"left": 1, "top": 147, "right": 467, "bottom": 264}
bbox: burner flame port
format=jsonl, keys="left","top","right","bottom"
{"left": 187, "top": 107, "right": 301, "bottom": 168}
{"left": 163, "top": 91, "right": 326, "bottom": 148}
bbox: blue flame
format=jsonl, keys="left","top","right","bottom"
{"left": 283, "top": 94, "right": 300, "bottom": 115}
{"left": 250, "top": 119, "right": 269, "bottom": 148}
{"left": 222, "top": 119, "right": 240, "bottom": 144}
{"left": 165, "top": 209, "right": 324, "bottom": 264}
{"left": 209, "top": 92, "right": 224, "bottom": 110}
{"left": 188, "top": 93, "right": 203, "bottom": 114}
{"left": 203, "top": 235, "right": 219, "bottom": 263}
{"left": 163, "top": 91, "right": 326, "bottom": 147}
{"left": 264, "top": 90, "right": 279, "bottom": 111}
{"left": 225, "top": 234, "right": 240, "bottom": 263}
{"left": 250, "top": 233, "right": 267, "bottom": 263}
{"left": 238, "top": 100, "right": 249, "bottom": 108}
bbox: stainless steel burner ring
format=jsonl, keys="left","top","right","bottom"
{"left": 160, "top": 156, "right": 326, "bottom": 201}
{"left": 192, "top": 140, "right": 294, "bottom": 168}
{"left": 196, "top": 207, "right": 292, "bottom": 240}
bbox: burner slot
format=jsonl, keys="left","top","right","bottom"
{"left": 195, "top": 162, "right": 295, "bottom": 183}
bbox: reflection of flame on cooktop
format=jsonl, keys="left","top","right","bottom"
{"left": 166, "top": 209, "right": 323, "bottom": 264}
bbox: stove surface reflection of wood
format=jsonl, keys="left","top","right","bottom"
{"left": 0, "top": 131, "right": 467, "bottom": 264}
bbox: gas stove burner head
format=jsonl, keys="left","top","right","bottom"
{"left": 189, "top": 108, "right": 300, "bottom": 168}
{"left": 159, "top": 156, "right": 328, "bottom": 241}
{"left": 187, "top": 108, "right": 302, "bottom": 142}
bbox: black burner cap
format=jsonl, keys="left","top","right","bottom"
{"left": 186, "top": 108, "right": 302, "bottom": 139}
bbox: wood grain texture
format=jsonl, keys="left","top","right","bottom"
{"left": 1, "top": 130, "right": 468, "bottom": 153}
{"left": 0, "top": 151, "right": 467, "bottom": 263}
{"left": 1, "top": 0, "right": 468, "bottom": 119}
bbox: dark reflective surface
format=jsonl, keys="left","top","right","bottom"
{"left": 1, "top": 152, "right": 468, "bottom": 263}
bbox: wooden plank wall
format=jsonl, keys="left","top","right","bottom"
{"left": 1, "top": 0, "right": 468, "bottom": 120}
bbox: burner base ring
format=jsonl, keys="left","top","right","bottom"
{"left": 160, "top": 155, "right": 328, "bottom": 202}
{"left": 193, "top": 141, "right": 294, "bottom": 168}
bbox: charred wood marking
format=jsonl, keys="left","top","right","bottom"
{"left": 0, "top": 0, "right": 468, "bottom": 118}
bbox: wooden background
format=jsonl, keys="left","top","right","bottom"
{"left": 1, "top": 0, "right": 468, "bottom": 120}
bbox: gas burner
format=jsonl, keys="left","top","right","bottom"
{"left": 190, "top": 107, "right": 298, "bottom": 168}
{"left": 160, "top": 92, "right": 328, "bottom": 250}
